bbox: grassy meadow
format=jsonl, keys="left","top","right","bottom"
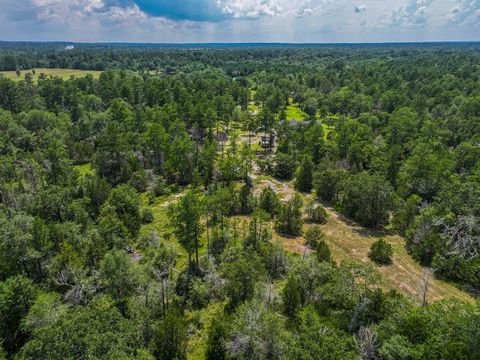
{"left": 0, "top": 68, "right": 102, "bottom": 82}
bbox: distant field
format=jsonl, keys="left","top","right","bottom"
{"left": 286, "top": 102, "right": 307, "bottom": 120}
{"left": 0, "top": 68, "right": 102, "bottom": 81}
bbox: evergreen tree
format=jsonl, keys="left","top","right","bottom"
{"left": 170, "top": 190, "right": 203, "bottom": 272}
{"left": 295, "top": 155, "right": 314, "bottom": 192}
{"left": 275, "top": 194, "right": 304, "bottom": 236}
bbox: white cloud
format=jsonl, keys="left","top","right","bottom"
{"left": 379, "top": 0, "right": 433, "bottom": 28}
{"left": 219, "top": 0, "right": 284, "bottom": 18}
{"left": 355, "top": 4, "right": 367, "bottom": 13}
{"left": 443, "top": 0, "right": 480, "bottom": 27}
{"left": 1, "top": 0, "right": 479, "bottom": 42}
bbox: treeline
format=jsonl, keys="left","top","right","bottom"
{"left": 0, "top": 45, "right": 479, "bottom": 359}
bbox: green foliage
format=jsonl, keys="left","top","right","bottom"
{"left": 19, "top": 296, "right": 140, "bottom": 360}
{"left": 221, "top": 248, "right": 264, "bottom": 309}
{"left": 170, "top": 190, "right": 204, "bottom": 269}
{"left": 99, "top": 250, "right": 139, "bottom": 304}
{"left": 140, "top": 207, "right": 154, "bottom": 224}
{"left": 0, "top": 276, "right": 39, "bottom": 355}
{"left": 205, "top": 315, "right": 229, "bottom": 360}
{"left": 238, "top": 183, "right": 254, "bottom": 215}
{"left": 315, "top": 240, "right": 332, "bottom": 263}
{"left": 369, "top": 239, "right": 394, "bottom": 265}
{"left": 153, "top": 307, "right": 188, "bottom": 360}
{"left": 340, "top": 172, "right": 395, "bottom": 228}
{"left": 94, "top": 122, "right": 138, "bottom": 185}
{"left": 295, "top": 155, "right": 314, "bottom": 192}
{"left": 1, "top": 44, "right": 480, "bottom": 359}
{"left": 258, "top": 186, "right": 280, "bottom": 216}
{"left": 304, "top": 225, "right": 325, "bottom": 249}
{"left": 314, "top": 169, "right": 347, "bottom": 203}
{"left": 104, "top": 184, "right": 142, "bottom": 239}
{"left": 275, "top": 193, "right": 304, "bottom": 236}
{"left": 305, "top": 200, "right": 328, "bottom": 224}
{"left": 392, "top": 194, "right": 421, "bottom": 236}
{"left": 282, "top": 275, "right": 302, "bottom": 318}
{"left": 273, "top": 152, "right": 296, "bottom": 180}
{"left": 289, "top": 306, "right": 357, "bottom": 360}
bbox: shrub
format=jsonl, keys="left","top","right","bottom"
{"left": 316, "top": 240, "right": 332, "bottom": 263}
{"left": 258, "top": 186, "right": 280, "bottom": 216}
{"left": 339, "top": 172, "right": 394, "bottom": 228}
{"left": 275, "top": 194, "right": 304, "bottom": 236}
{"left": 273, "top": 152, "right": 296, "bottom": 180}
{"left": 304, "top": 225, "right": 325, "bottom": 248}
{"left": 369, "top": 239, "right": 393, "bottom": 265}
{"left": 305, "top": 200, "right": 328, "bottom": 224}
{"left": 141, "top": 208, "right": 154, "bottom": 224}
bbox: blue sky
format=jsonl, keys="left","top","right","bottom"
{"left": 0, "top": 0, "right": 479, "bottom": 42}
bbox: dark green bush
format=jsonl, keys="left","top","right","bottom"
{"left": 369, "top": 238, "right": 393, "bottom": 265}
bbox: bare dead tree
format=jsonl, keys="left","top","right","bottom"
{"left": 437, "top": 215, "right": 480, "bottom": 259}
{"left": 418, "top": 267, "right": 432, "bottom": 307}
{"left": 355, "top": 327, "right": 379, "bottom": 360}
{"left": 55, "top": 267, "right": 98, "bottom": 306}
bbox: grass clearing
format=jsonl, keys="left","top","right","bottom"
{"left": 74, "top": 163, "right": 94, "bottom": 177}
{"left": 254, "top": 176, "right": 472, "bottom": 303}
{"left": 139, "top": 191, "right": 188, "bottom": 268}
{"left": 186, "top": 302, "right": 226, "bottom": 360}
{"left": 286, "top": 103, "right": 307, "bottom": 120}
{"left": 0, "top": 68, "right": 102, "bottom": 82}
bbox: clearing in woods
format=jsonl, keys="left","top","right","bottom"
{"left": 0, "top": 68, "right": 102, "bottom": 81}
{"left": 253, "top": 175, "right": 472, "bottom": 303}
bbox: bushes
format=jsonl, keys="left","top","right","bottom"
{"left": 140, "top": 208, "right": 154, "bottom": 224}
{"left": 339, "top": 172, "right": 394, "bottom": 228}
{"left": 314, "top": 169, "right": 347, "bottom": 203}
{"left": 273, "top": 152, "right": 296, "bottom": 180}
{"left": 305, "top": 200, "right": 328, "bottom": 224}
{"left": 295, "top": 155, "right": 314, "bottom": 192}
{"left": 258, "top": 186, "right": 280, "bottom": 216}
{"left": 369, "top": 239, "right": 393, "bottom": 265}
{"left": 304, "top": 225, "right": 325, "bottom": 248}
{"left": 275, "top": 193, "right": 304, "bottom": 236}
{"left": 315, "top": 240, "right": 332, "bottom": 263}
{"left": 304, "top": 226, "right": 331, "bottom": 262}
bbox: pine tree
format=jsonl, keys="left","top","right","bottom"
{"left": 169, "top": 190, "right": 203, "bottom": 271}
{"left": 282, "top": 276, "right": 301, "bottom": 317}
{"left": 295, "top": 155, "right": 314, "bottom": 192}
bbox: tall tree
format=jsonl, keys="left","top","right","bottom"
{"left": 170, "top": 190, "right": 203, "bottom": 272}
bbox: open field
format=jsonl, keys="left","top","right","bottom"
{"left": 0, "top": 68, "right": 102, "bottom": 81}
{"left": 253, "top": 175, "right": 472, "bottom": 303}
{"left": 286, "top": 102, "right": 307, "bottom": 120}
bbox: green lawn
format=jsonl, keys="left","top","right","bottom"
{"left": 286, "top": 103, "right": 307, "bottom": 120}
{"left": 0, "top": 68, "right": 102, "bottom": 82}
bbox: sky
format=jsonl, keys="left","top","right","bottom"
{"left": 0, "top": 0, "right": 479, "bottom": 43}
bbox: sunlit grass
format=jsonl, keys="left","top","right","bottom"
{"left": 74, "top": 163, "right": 94, "bottom": 177}
{"left": 0, "top": 68, "right": 102, "bottom": 82}
{"left": 254, "top": 176, "right": 473, "bottom": 304}
{"left": 286, "top": 103, "right": 307, "bottom": 120}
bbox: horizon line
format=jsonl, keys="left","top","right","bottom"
{"left": 1, "top": 40, "right": 479, "bottom": 46}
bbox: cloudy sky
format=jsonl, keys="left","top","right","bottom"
{"left": 0, "top": 0, "right": 479, "bottom": 43}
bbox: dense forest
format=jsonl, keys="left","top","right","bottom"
{"left": 0, "top": 43, "right": 479, "bottom": 359}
